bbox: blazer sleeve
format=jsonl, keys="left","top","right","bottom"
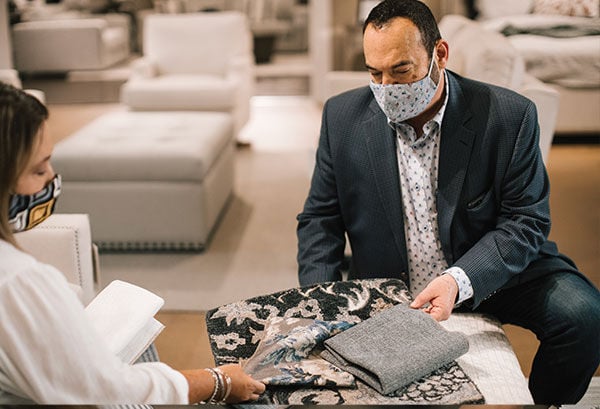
{"left": 454, "top": 100, "right": 552, "bottom": 308}
{"left": 297, "top": 101, "right": 347, "bottom": 286}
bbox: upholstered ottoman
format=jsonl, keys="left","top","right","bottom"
{"left": 52, "top": 111, "right": 234, "bottom": 251}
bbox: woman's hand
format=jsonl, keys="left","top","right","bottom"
{"left": 218, "top": 363, "right": 266, "bottom": 403}
{"left": 180, "top": 364, "right": 265, "bottom": 404}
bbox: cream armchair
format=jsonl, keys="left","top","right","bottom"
{"left": 120, "top": 11, "right": 255, "bottom": 136}
{"left": 14, "top": 214, "right": 97, "bottom": 305}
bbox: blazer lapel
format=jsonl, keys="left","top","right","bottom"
{"left": 365, "top": 100, "right": 408, "bottom": 270}
{"left": 437, "top": 73, "right": 476, "bottom": 263}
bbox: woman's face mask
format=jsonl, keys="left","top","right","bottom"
{"left": 370, "top": 51, "right": 441, "bottom": 124}
{"left": 9, "top": 174, "right": 62, "bottom": 233}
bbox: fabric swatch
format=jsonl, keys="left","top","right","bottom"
{"left": 321, "top": 303, "right": 469, "bottom": 395}
{"left": 242, "top": 317, "right": 356, "bottom": 387}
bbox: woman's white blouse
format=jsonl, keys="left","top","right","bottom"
{"left": 0, "top": 240, "right": 188, "bottom": 404}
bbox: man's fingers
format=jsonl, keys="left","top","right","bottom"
{"left": 410, "top": 288, "right": 432, "bottom": 309}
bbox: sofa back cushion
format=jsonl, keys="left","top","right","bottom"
{"left": 144, "top": 11, "right": 252, "bottom": 76}
{"left": 439, "top": 15, "right": 525, "bottom": 90}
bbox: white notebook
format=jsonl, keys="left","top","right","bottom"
{"left": 84, "top": 280, "right": 165, "bottom": 364}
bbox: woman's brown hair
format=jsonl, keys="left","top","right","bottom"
{"left": 0, "top": 82, "right": 49, "bottom": 245}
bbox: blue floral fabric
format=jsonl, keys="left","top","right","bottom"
{"left": 242, "top": 317, "right": 356, "bottom": 387}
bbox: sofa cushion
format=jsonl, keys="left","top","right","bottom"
{"left": 121, "top": 74, "right": 237, "bottom": 111}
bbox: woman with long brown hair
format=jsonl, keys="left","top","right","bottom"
{"left": 0, "top": 82, "right": 265, "bottom": 404}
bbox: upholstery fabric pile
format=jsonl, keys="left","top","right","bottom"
{"left": 206, "top": 278, "right": 485, "bottom": 404}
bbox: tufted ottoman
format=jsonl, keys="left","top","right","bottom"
{"left": 52, "top": 111, "right": 234, "bottom": 251}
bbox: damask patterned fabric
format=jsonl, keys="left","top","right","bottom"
{"left": 206, "top": 279, "right": 485, "bottom": 405}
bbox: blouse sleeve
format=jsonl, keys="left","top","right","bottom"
{"left": 0, "top": 260, "right": 188, "bottom": 404}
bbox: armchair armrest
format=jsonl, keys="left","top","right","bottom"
{"left": 0, "top": 69, "right": 46, "bottom": 103}
{"left": 14, "top": 214, "right": 97, "bottom": 305}
{"left": 227, "top": 54, "right": 255, "bottom": 132}
{"left": 128, "top": 56, "right": 159, "bottom": 79}
{"left": 0, "top": 69, "right": 22, "bottom": 88}
{"left": 227, "top": 54, "right": 255, "bottom": 80}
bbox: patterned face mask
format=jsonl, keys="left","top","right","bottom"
{"left": 9, "top": 174, "right": 62, "bottom": 233}
{"left": 370, "top": 51, "right": 440, "bottom": 124}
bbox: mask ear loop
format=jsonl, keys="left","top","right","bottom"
{"left": 427, "top": 48, "right": 437, "bottom": 78}
{"left": 428, "top": 46, "right": 444, "bottom": 88}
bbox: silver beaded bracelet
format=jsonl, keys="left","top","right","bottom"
{"left": 213, "top": 367, "right": 232, "bottom": 403}
{"left": 204, "top": 368, "right": 221, "bottom": 403}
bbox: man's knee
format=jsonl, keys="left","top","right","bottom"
{"left": 549, "top": 275, "right": 600, "bottom": 355}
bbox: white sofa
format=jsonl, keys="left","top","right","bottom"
{"left": 12, "top": 12, "right": 131, "bottom": 73}
{"left": 120, "top": 11, "right": 254, "bottom": 137}
{"left": 14, "top": 214, "right": 97, "bottom": 305}
{"left": 465, "top": 0, "right": 600, "bottom": 135}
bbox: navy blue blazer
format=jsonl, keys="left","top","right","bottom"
{"left": 297, "top": 71, "right": 578, "bottom": 308}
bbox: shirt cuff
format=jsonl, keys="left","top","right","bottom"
{"left": 444, "top": 266, "right": 474, "bottom": 306}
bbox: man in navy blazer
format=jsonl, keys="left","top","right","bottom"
{"left": 297, "top": 0, "right": 599, "bottom": 404}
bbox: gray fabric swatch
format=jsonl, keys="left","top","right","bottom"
{"left": 321, "top": 303, "right": 469, "bottom": 395}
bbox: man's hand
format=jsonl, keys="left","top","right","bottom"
{"left": 410, "top": 274, "right": 458, "bottom": 321}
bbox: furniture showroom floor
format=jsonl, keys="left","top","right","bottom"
{"left": 48, "top": 94, "right": 600, "bottom": 396}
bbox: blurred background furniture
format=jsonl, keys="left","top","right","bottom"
{"left": 14, "top": 214, "right": 97, "bottom": 305}
{"left": 52, "top": 111, "right": 235, "bottom": 252}
{"left": 0, "top": 68, "right": 46, "bottom": 103}
{"left": 147, "top": 0, "right": 308, "bottom": 63}
{"left": 466, "top": 0, "right": 600, "bottom": 135}
{"left": 438, "top": 14, "right": 559, "bottom": 163}
{"left": 120, "top": 11, "right": 254, "bottom": 137}
{"left": 11, "top": 6, "right": 131, "bottom": 73}
{"left": 0, "top": 2, "right": 40, "bottom": 96}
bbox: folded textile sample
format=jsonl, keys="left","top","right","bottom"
{"left": 322, "top": 303, "right": 469, "bottom": 395}
{"left": 242, "top": 317, "right": 356, "bottom": 387}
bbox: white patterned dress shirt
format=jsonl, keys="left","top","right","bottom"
{"left": 391, "top": 71, "right": 474, "bottom": 304}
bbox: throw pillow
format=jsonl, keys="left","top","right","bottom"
{"left": 533, "top": 0, "right": 600, "bottom": 17}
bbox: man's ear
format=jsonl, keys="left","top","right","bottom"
{"left": 436, "top": 39, "right": 450, "bottom": 70}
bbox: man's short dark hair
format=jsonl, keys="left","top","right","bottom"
{"left": 363, "top": 0, "right": 441, "bottom": 55}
